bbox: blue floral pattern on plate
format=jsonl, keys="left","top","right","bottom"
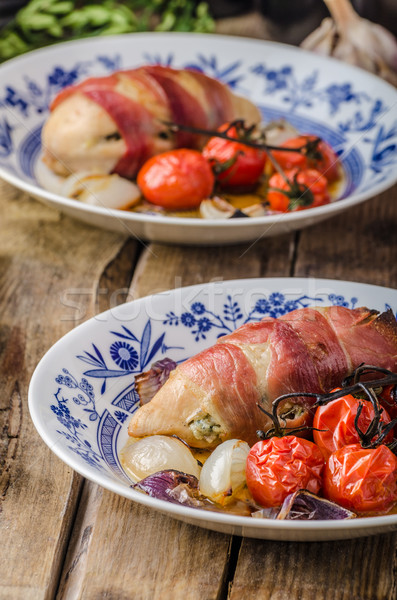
{"left": 0, "top": 34, "right": 396, "bottom": 245}
{"left": 48, "top": 285, "right": 390, "bottom": 476}
{"left": 28, "top": 277, "right": 397, "bottom": 538}
{"left": 1, "top": 36, "right": 397, "bottom": 199}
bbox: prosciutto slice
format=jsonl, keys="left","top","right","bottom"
{"left": 42, "top": 65, "right": 261, "bottom": 178}
{"left": 128, "top": 306, "right": 397, "bottom": 448}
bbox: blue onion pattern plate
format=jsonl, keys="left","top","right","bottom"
{"left": 29, "top": 277, "right": 397, "bottom": 541}
{"left": 1, "top": 33, "right": 397, "bottom": 244}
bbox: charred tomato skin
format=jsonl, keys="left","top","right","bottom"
{"left": 323, "top": 443, "right": 397, "bottom": 513}
{"left": 245, "top": 435, "right": 324, "bottom": 508}
{"left": 313, "top": 391, "right": 393, "bottom": 459}
{"left": 137, "top": 148, "right": 215, "bottom": 210}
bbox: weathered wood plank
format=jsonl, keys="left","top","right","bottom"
{"left": 229, "top": 534, "right": 397, "bottom": 600}
{"left": 58, "top": 234, "right": 296, "bottom": 598}
{"left": 0, "top": 182, "right": 131, "bottom": 599}
{"left": 293, "top": 188, "right": 397, "bottom": 286}
{"left": 131, "top": 235, "right": 296, "bottom": 299}
{"left": 60, "top": 486, "right": 232, "bottom": 600}
{"left": 4, "top": 177, "right": 396, "bottom": 599}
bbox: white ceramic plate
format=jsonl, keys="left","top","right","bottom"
{"left": 29, "top": 277, "right": 397, "bottom": 541}
{"left": 1, "top": 33, "right": 397, "bottom": 245}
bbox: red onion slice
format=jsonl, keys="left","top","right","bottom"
{"left": 276, "top": 490, "right": 356, "bottom": 520}
{"left": 135, "top": 358, "right": 177, "bottom": 405}
{"left": 132, "top": 470, "right": 213, "bottom": 509}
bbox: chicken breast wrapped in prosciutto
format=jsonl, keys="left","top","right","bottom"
{"left": 128, "top": 306, "right": 397, "bottom": 448}
{"left": 42, "top": 65, "right": 262, "bottom": 179}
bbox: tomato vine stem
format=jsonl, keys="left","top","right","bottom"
{"left": 162, "top": 119, "right": 323, "bottom": 193}
{"left": 256, "top": 364, "right": 397, "bottom": 449}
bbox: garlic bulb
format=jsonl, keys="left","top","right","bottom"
{"left": 199, "top": 439, "right": 250, "bottom": 505}
{"left": 121, "top": 435, "right": 201, "bottom": 481}
{"left": 60, "top": 171, "right": 141, "bottom": 209}
{"left": 301, "top": 0, "right": 397, "bottom": 86}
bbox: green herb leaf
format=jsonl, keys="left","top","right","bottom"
{"left": 0, "top": 0, "right": 215, "bottom": 62}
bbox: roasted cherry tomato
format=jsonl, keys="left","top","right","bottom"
{"left": 202, "top": 122, "right": 267, "bottom": 188}
{"left": 267, "top": 168, "right": 330, "bottom": 212}
{"left": 137, "top": 149, "right": 215, "bottom": 210}
{"left": 313, "top": 391, "right": 393, "bottom": 458}
{"left": 270, "top": 134, "right": 340, "bottom": 182}
{"left": 245, "top": 435, "right": 324, "bottom": 508}
{"left": 323, "top": 443, "right": 397, "bottom": 513}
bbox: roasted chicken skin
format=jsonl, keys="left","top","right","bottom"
{"left": 42, "top": 65, "right": 262, "bottom": 178}
{"left": 128, "top": 306, "right": 397, "bottom": 448}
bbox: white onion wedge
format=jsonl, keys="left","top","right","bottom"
{"left": 36, "top": 159, "right": 66, "bottom": 195}
{"left": 120, "top": 435, "right": 201, "bottom": 481}
{"left": 60, "top": 171, "right": 141, "bottom": 210}
{"left": 199, "top": 439, "right": 250, "bottom": 505}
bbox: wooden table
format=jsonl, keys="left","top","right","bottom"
{"left": 1, "top": 173, "right": 396, "bottom": 599}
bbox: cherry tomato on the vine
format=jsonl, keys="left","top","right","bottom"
{"left": 245, "top": 435, "right": 324, "bottom": 508}
{"left": 270, "top": 135, "right": 340, "bottom": 182}
{"left": 202, "top": 122, "right": 267, "bottom": 188}
{"left": 323, "top": 443, "right": 397, "bottom": 513}
{"left": 137, "top": 149, "right": 214, "bottom": 210}
{"left": 267, "top": 168, "right": 330, "bottom": 212}
{"left": 313, "top": 391, "right": 393, "bottom": 459}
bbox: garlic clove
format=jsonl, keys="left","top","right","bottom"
{"left": 120, "top": 435, "right": 201, "bottom": 481}
{"left": 200, "top": 197, "right": 268, "bottom": 220}
{"left": 199, "top": 196, "right": 236, "bottom": 219}
{"left": 60, "top": 172, "right": 141, "bottom": 210}
{"left": 300, "top": 18, "right": 338, "bottom": 56}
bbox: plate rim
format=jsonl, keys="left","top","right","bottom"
{"left": 28, "top": 276, "right": 397, "bottom": 537}
{"left": 2, "top": 30, "right": 397, "bottom": 92}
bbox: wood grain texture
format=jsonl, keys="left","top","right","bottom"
{"left": 61, "top": 487, "right": 232, "bottom": 600}
{"left": 131, "top": 234, "right": 296, "bottom": 300}
{"left": 0, "top": 181, "right": 130, "bottom": 599}
{"left": 56, "top": 233, "right": 298, "bottom": 598}
{"left": 294, "top": 190, "right": 397, "bottom": 286}
{"left": 230, "top": 534, "right": 397, "bottom": 600}
{"left": 1, "top": 175, "right": 396, "bottom": 600}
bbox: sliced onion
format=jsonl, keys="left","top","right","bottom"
{"left": 198, "top": 439, "right": 250, "bottom": 505}
{"left": 121, "top": 435, "right": 201, "bottom": 481}
{"left": 135, "top": 357, "right": 177, "bottom": 405}
{"left": 36, "top": 159, "right": 66, "bottom": 195}
{"left": 276, "top": 490, "right": 356, "bottom": 520}
{"left": 60, "top": 172, "right": 141, "bottom": 209}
